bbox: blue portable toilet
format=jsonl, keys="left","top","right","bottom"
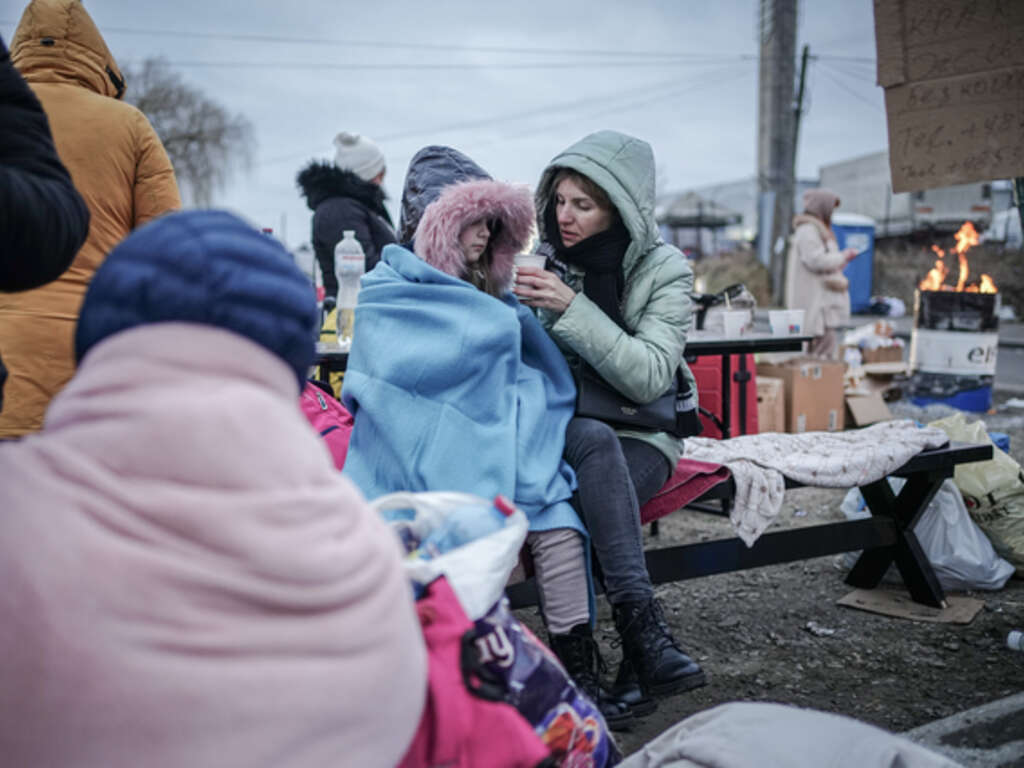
{"left": 832, "top": 212, "right": 875, "bottom": 314}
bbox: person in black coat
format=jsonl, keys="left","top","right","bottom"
{"left": 296, "top": 132, "right": 397, "bottom": 303}
{"left": 0, "top": 35, "right": 90, "bottom": 415}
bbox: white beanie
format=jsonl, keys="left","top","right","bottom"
{"left": 333, "top": 132, "right": 386, "bottom": 182}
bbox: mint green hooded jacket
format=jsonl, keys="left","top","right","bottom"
{"left": 535, "top": 130, "right": 697, "bottom": 466}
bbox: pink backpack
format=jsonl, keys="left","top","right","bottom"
{"left": 299, "top": 382, "right": 353, "bottom": 470}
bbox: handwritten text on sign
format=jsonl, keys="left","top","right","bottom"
{"left": 874, "top": 0, "right": 1024, "bottom": 192}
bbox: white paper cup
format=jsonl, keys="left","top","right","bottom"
{"left": 514, "top": 253, "right": 547, "bottom": 270}
{"left": 787, "top": 309, "right": 805, "bottom": 334}
{"left": 769, "top": 310, "right": 789, "bottom": 336}
{"left": 722, "top": 310, "right": 749, "bottom": 337}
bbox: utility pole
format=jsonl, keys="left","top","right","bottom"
{"left": 756, "top": 0, "right": 798, "bottom": 305}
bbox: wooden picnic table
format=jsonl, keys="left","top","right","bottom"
{"left": 506, "top": 441, "right": 993, "bottom": 611}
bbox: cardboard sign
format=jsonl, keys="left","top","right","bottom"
{"left": 873, "top": 0, "right": 1024, "bottom": 192}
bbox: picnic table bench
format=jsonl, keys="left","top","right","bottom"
{"left": 506, "top": 441, "right": 993, "bottom": 611}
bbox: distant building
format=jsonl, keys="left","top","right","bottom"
{"left": 818, "top": 150, "right": 1012, "bottom": 237}
{"left": 656, "top": 177, "right": 817, "bottom": 256}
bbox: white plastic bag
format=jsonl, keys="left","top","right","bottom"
{"left": 370, "top": 491, "right": 529, "bottom": 620}
{"left": 840, "top": 478, "right": 1015, "bottom": 591}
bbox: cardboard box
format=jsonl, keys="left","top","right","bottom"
{"left": 874, "top": 0, "right": 1024, "bottom": 192}
{"left": 861, "top": 346, "right": 904, "bottom": 364}
{"left": 756, "top": 359, "right": 846, "bottom": 433}
{"left": 756, "top": 377, "right": 785, "bottom": 434}
{"left": 846, "top": 392, "right": 894, "bottom": 427}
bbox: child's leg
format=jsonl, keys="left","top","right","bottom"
{"left": 525, "top": 527, "right": 589, "bottom": 633}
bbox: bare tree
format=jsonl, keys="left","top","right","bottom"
{"left": 122, "top": 58, "right": 255, "bottom": 207}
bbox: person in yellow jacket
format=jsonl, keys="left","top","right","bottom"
{"left": 0, "top": 0, "right": 181, "bottom": 437}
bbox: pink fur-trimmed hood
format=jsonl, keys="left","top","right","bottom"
{"left": 413, "top": 179, "right": 535, "bottom": 290}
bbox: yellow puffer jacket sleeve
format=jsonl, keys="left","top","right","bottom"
{"left": 131, "top": 110, "right": 180, "bottom": 227}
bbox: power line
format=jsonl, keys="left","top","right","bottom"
{"left": 815, "top": 61, "right": 885, "bottom": 113}
{"left": 488, "top": 66, "right": 754, "bottom": 147}
{"left": 817, "top": 54, "right": 876, "bottom": 64}
{"left": 154, "top": 57, "right": 751, "bottom": 72}
{"left": 260, "top": 63, "right": 754, "bottom": 167}
{"left": 0, "top": 20, "right": 755, "bottom": 61}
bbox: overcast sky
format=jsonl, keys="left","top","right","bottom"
{"left": 2, "top": 0, "right": 885, "bottom": 249}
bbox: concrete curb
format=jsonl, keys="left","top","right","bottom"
{"left": 904, "top": 691, "right": 1024, "bottom": 767}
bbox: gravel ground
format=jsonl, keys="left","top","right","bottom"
{"left": 516, "top": 393, "right": 1024, "bottom": 759}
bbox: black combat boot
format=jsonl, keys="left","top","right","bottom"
{"left": 612, "top": 598, "right": 707, "bottom": 697}
{"left": 610, "top": 657, "right": 658, "bottom": 717}
{"left": 548, "top": 624, "right": 635, "bottom": 731}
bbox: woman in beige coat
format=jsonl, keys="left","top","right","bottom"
{"left": 0, "top": 0, "right": 180, "bottom": 438}
{"left": 784, "top": 188, "right": 856, "bottom": 360}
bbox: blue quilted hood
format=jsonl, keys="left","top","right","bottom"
{"left": 74, "top": 210, "right": 318, "bottom": 389}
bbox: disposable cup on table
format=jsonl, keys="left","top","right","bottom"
{"left": 786, "top": 309, "right": 805, "bottom": 334}
{"left": 721, "top": 310, "right": 749, "bottom": 338}
{"left": 769, "top": 310, "right": 789, "bottom": 336}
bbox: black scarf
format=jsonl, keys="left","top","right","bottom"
{"left": 545, "top": 203, "right": 632, "bottom": 332}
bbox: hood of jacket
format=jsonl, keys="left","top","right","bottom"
{"left": 792, "top": 213, "right": 834, "bottom": 245}
{"left": 10, "top": 0, "right": 125, "bottom": 99}
{"left": 413, "top": 179, "right": 533, "bottom": 292}
{"left": 398, "top": 145, "right": 491, "bottom": 242}
{"left": 535, "top": 130, "right": 660, "bottom": 275}
{"left": 296, "top": 161, "right": 392, "bottom": 224}
{"left": 0, "top": 322, "right": 427, "bottom": 767}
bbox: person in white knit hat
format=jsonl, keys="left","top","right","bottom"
{"left": 296, "top": 131, "right": 396, "bottom": 303}
{"left": 333, "top": 131, "right": 386, "bottom": 183}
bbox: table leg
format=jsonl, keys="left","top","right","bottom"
{"left": 845, "top": 471, "right": 948, "bottom": 607}
{"left": 737, "top": 354, "right": 750, "bottom": 436}
{"left": 721, "top": 354, "right": 732, "bottom": 440}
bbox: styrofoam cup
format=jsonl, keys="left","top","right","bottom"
{"left": 769, "top": 310, "right": 789, "bottom": 336}
{"left": 722, "top": 310, "right": 749, "bottom": 337}
{"left": 514, "top": 253, "right": 547, "bottom": 270}
{"left": 787, "top": 309, "right": 805, "bottom": 334}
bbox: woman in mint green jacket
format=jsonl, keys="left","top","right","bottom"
{"left": 515, "top": 130, "right": 705, "bottom": 717}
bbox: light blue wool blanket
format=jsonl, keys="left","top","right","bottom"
{"left": 342, "top": 244, "right": 585, "bottom": 541}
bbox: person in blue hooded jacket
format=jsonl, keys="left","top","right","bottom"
{"left": 341, "top": 145, "right": 634, "bottom": 730}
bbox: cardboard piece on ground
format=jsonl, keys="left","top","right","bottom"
{"left": 837, "top": 588, "right": 984, "bottom": 624}
{"left": 873, "top": 0, "right": 1024, "bottom": 193}
{"left": 756, "top": 358, "right": 845, "bottom": 433}
{"left": 846, "top": 392, "right": 894, "bottom": 426}
{"left": 756, "top": 376, "right": 785, "bottom": 434}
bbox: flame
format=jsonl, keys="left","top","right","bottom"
{"left": 919, "top": 259, "right": 948, "bottom": 291}
{"left": 919, "top": 221, "right": 996, "bottom": 293}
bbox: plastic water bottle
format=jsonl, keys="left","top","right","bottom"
{"left": 1009, "top": 630, "right": 1024, "bottom": 652}
{"left": 334, "top": 230, "right": 365, "bottom": 342}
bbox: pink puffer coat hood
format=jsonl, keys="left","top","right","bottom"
{"left": 413, "top": 178, "right": 534, "bottom": 291}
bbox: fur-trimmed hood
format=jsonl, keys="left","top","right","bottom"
{"left": 413, "top": 179, "right": 534, "bottom": 291}
{"left": 296, "top": 161, "right": 392, "bottom": 224}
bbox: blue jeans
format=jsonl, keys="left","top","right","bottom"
{"left": 563, "top": 417, "right": 672, "bottom": 605}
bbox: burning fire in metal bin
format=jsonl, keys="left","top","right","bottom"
{"left": 919, "top": 222, "right": 997, "bottom": 293}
